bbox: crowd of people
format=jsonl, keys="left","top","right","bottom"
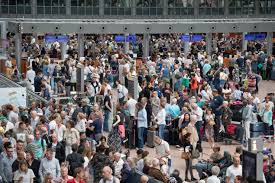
{"left": 1, "top": 33, "right": 275, "bottom": 183}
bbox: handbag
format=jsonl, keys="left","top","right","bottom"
{"left": 191, "top": 149, "right": 200, "bottom": 159}
{"left": 181, "top": 151, "right": 191, "bottom": 160}
{"left": 208, "top": 119, "right": 215, "bottom": 126}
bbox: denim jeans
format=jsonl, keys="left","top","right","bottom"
{"left": 138, "top": 127, "right": 146, "bottom": 149}
{"left": 158, "top": 124, "right": 165, "bottom": 139}
{"left": 195, "top": 162, "right": 213, "bottom": 178}
{"left": 104, "top": 110, "right": 111, "bottom": 132}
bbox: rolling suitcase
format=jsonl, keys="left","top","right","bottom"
{"left": 146, "top": 130, "right": 156, "bottom": 148}
{"left": 163, "top": 128, "right": 170, "bottom": 142}
{"left": 250, "top": 122, "right": 265, "bottom": 132}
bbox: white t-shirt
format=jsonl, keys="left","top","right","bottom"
{"left": 226, "top": 165, "right": 242, "bottom": 183}
{"left": 13, "top": 169, "right": 35, "bottom": 182}
{"left": 127, "top": 98, "right": 137, "bottom": 117}
{"left": 49, "top": 120, "right": 57, "bottom": 131}
{"left": 207, "top": 175, "right": 220, "bottom": 183}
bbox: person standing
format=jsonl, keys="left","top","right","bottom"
{"left": 242, "top": 100, "right": 254, "bottom": 141}
{"left": 0, "top": 142, "right": 16, "bottom": 183}
{"left": 99, "top": 166, "right": 120, "bottom": 183}
{"left": 66, "top": 144, "right": 85, "bottom": 176}
{"left": 13, "top": 160, "right": 35, "bottom": 183}
{"left": 154, "top": 102, "right": 166, "bottom": 139}
{"left": 39, "top": 148, "right": 61, "bottom": 182}
{"left": 136, "top": 102, "right": 148, "bottom": 149}
{"left": 64, "top": 120, "right": 80, "bottom": 156}
{"left": 103, "top": 89, "right": 112, "bottom": 132}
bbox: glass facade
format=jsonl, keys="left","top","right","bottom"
{"left": 104, "top": 0, "right": 131, "bottom": 15}
{"left": 71, "top": 0, "right": 99, "bottom": 15}
{"left": 1, "top": 0, "right": 275, "bottom": 17}
{"left": 229, "top": 0, "right": 255, "bottom": 15}
{"left": 136, "top": 0, "right": 163, "bottom": 16}
{"left": 259, "top": 0, "right": 275, "bottom": 14}
{"left": 168, "top": 0, "right": 194, "bottom": 16}
{"left": 37, "top": 0, "right": 66, "bottom": 15}
{"left": 199, "top": 0, "right": 224, "bottom": 15}
{"left": 1, "top": 0, "right": 31, "bottom": 14}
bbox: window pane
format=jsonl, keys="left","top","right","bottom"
{"left": 60, "top": 7, "right": 65, "bottom": 13}
{"left": 52, "top": 6, "right": 58, "bottom": 14}
{"left": 59, "top": 0, "right": 65, "bottom": 6}
{"left": 79, "top": 0, "right": 84, "bottom": 6}
{"left": 17, "top": 5, "right": 24, "bottom": 13}
{"left": 25, "top": 0, "right": 30, "bottom": 5}
{"left": 71, "top": 7, "right": 78, "bottom": 14}
{"left": 37, "top": 6, "right": 44, "bottom": 14}
{"left": 9, "top": 0, "right": 16, "bottom": 5}
{"left": 1, "top": 0, "right": 9, "bottom": 5}
{"left": 45, "top": 0, "right": 51, "bottom": 6}
{"left": 45, "top": 6, "right": 51, "bottom": 14}
{"left": 71, "top": 0, "right": 77, "bottom": 6}
{"left": 1, "top": 6, "right": 9, "bottom": 13}
{"left": 37, "top": 0, "right": 44, "bottom": 6}
{"left": 25, "top": 6, "right": 31, "bottom": 13}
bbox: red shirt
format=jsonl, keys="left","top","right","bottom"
{"left": 67, "top": 178, "right": 86, "bottom": 183}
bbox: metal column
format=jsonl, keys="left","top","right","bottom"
{"left": 224, "top": 0, "right": 229, "bottom": 17}
{"left": 206, "top": 33, "right": 212, "bottom": 56}
{"left": 267, "top": 32, "right": 273, "bottom": 56}
{"left": 242, "top": 32, "right": 248, "bottom": 52}
{"left": 78, "top": 33, "right": 84, "bottom": 59}
{"left": 255, "top": 0, "right": 260, "bottom": 16}
{"left": 66, "top": 0, "right": 71, "bottom": 15}
{"left": 15, "top": 33, "right": 22, "bottom": 71}
{"left": 1, "top": 22, "right": 7, "bottom": 56}
{"left": 143, "top": 34, "right": 150, "bottom": 59}
{"left": 99, "top": 0, "right": 104, "bottom": 16}
{"left": 163, "top": 0, "right": 168, "bottom": 16}
{"left": 194, "top": 0, "right": 199, "bottom": 18}
{"left": 124, "top": 33, "right": 129, "bottom": 54}
{"left": 131, "top": 0, "right": 136, "bottom": 16}
{"left": 32, "top": 0, "right": 37, "bottom": 16}
{"left": 61, "top": 42, "right": 67, "bottom": 60}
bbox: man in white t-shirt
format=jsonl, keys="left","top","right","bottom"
{"left": 126, "top": 94, "right": 137, "bottom": 117}
{"left": 225, "top": 155, "right": 242, "bottom": 183}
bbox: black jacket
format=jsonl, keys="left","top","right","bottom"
{"left": 66, "top": 152, "right": 85, "bottom": 176}
{"left": 49, "top": 142, "right": 66, "bottom": 164}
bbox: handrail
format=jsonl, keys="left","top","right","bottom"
{"left": 0, "top": 73, "right": 49, "bottom": 106}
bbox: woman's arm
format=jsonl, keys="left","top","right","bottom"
{"left": 113, "top": 115, "right": 121, "bottom": 127}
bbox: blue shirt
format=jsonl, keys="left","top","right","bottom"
{"left": 137, "top": 108, "right": 148, "bottom": 128}
{"left": 92, "top": 118, "right": 102, "bottom": 134}
{"left": 168, "top": 104, "right": 181, "bottom": 119}
{"left": 203, "top": 63, "right": 211, "bottom": 76}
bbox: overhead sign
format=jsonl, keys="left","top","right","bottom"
{"left": 126, "top": 35, "right": 137, "bottom": 43}
{"left": 181, "top": 35, "right": 190, "bottom": 42}
{"left": 191, "top": 35, "right": 203, "bottom": 42}
{"left": 115, "top": 35, "right": 137, "bottom": 43}
{"left": 45, "top": 35, "right": 69, "bottom": 43}
{"left": 115, "top": 35, "right": 125, "bottom": 42}
{"left": 245, "top": 33, "right": 267, "bottom": 41}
